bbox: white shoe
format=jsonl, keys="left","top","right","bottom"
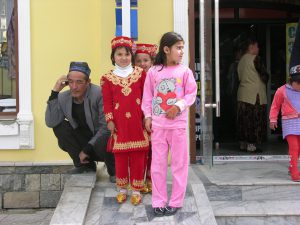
{"left": 247, "top": 143, "right": 256, "bottom": 152}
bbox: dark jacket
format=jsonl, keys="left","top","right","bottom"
{"left": 45, "top": 83, "right": 109, "bottom": 147}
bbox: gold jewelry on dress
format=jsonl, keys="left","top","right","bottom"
{"left": 136, "top": 98, "right": 141, "bottom": 105}
{"left": 113, "top": 130, "right": 149, "bottom": 151}
{"left": 103, "top": 67, "right": 143, "bottom": 96}
{"left": 116, "top": 177, "right": 129, "bottom": 188}
{"left": 125, "top": 112, "right": 131, "bottom": 118}
{"left": 132, "top": 178, "right": 144, "bottom": 189}
{"left": 105, "top": 112, "right": 113, "bottom": 122}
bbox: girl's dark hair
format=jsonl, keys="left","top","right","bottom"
{"left": 241, "top": 38, "right": 257, "bottom": 55}
{"left": 154, "top": 32, "right": 184, "bottom": 68}
{"left": 110, "top": 46, "right": 135, "bottom": 66}
{"left": 289, "top": 74, "right": 300, "bottom": 84}
{"left": 150, "top": 55, "right": 156, "bottom": 63}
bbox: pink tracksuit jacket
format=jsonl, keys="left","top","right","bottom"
{"left": 269, "top": 85, "right": 299, "bottom": 122}
{"left": 142, "top": 64, "right": 197, "bottom": 128}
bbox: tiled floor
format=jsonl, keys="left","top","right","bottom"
{"left": 84, "top": 165, "right": 211, "bottom": 225}
{"left": 213, "top": 136, "right": 288, "bottom": 156}
{"left": 85, "top": 183, "right": 201, "bottom": 225}
{"left": 195, "top": 161, "right": 300, "bottom": 185}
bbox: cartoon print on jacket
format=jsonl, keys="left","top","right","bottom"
{"left": 153, "top": 78, "right": 177, "bottom": 115}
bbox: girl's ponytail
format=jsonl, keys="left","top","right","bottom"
{"left": 154, "top": 51, "right": 166, "bottom": 66}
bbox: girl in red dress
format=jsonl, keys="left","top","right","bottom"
{"left": 100, "top": 36, "right": 149, "bottom": 205}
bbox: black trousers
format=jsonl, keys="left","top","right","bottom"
{"left": 53, "top": 120, "right": 115, "bottom": 176}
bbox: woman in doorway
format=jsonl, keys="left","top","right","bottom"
{"left": 237, "top": 38, "right": 269, "bottom": 152}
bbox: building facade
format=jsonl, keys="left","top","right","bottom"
{"left": 0, "top": 0, "right": 300, "bottom": 166}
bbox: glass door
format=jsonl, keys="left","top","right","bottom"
{"left": 198, "top": 0, "right": 220, "bottom": 167}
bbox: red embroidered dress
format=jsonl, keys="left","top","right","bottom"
{"left": 100, "top": 67, "right": 149, "bottom": 153}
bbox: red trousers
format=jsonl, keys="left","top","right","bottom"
{"left": 115, "top": 151, "right": 147, "bottom": 190}
{"left": 286, "top": 135, "right": 300, "bottom": 177}
{"left": 144, "top": 147, "right": 152, "bottom": 181}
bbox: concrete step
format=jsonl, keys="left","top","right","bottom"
{"left": 206, "top": 184, "right": 300, "bottom": 201}
{"left": 212, "top": 200, "right": 300, "bottom": 225}
{"left": 207, "top": 184, "right": 300, "bottom": 225}
{"left": 193, "top": 162, "right": 300, "bottom": 225}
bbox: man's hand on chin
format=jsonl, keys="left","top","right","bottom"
{"left": 79, "top": 151, "right": 90, "bottom": 164}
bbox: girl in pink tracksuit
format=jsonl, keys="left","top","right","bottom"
{"left": 141, "top": 32, "right": 197, "bottom": 216}
{"left": 269, "top": 70, "right": 300, "bottom": 182}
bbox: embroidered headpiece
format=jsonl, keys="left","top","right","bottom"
{"left": 136, "top": 43, "right": 158, "bottom": 57}
{"left": 111, "top": 36, "right": 134, "bottom": 50}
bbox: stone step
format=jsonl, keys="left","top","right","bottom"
{"left": 192, "top": 162, "right": 300, "bottom": 225}
{"left": 84, "top": 166, "right": 217, "bottom": 225}
{"left": 206, "top": 184, "right": 300, "bottom": 201}
{"left": 49, "top": 173, "right": 96, "bottom": 225}
{"left": 212, "top": 200, "right": 300, "bottom": 217}
{"left": 212, "top": 200, "right": 300, "bottom": 225}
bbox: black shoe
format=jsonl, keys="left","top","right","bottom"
{"left": 66, "top": 164, "right": 96, "bottom": 174}
{"left": 109, "top": 175, "right": 116, "bottom": 183}
{"left": 164, "top": 206, "right": 179, "bottom": 216}
{"left": 153, "top": 207, "right": 165, "bottom": 217}
{"left": 86, "top": 161, "right": 97, "bottom": 170}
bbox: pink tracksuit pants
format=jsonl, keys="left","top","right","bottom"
{"left": 151, "top": 128, "right": 189, "bottom": 208}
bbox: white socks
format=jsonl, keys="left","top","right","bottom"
{"left": 132, "top": 190, "right": 141, "bottom": 196}
{"left": 119, "top": 188, "right": 127, "bottom": 194}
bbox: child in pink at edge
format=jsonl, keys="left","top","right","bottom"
{"left": 135, "top": 43, "right": 158, "bottom": 194}
{"left": 269, "top": 19, "right": 300, "bottom": 182}
{"left": 141, "top": 32, "right": 197, "bottom": 217}
{"left": 269, "top": 73, "right": 300, "bottom": 182}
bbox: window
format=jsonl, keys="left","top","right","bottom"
{"left": 115, "top": 0, "right": 138, "bottom": 39}
{"left": 0, "top": 0, "right": 18, "bottom": 114}
{"left": 0, "top": 0, "right": 33, "bottom": 149}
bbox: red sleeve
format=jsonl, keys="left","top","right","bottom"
{"left": 269, "top": 86, "right": 284, "bottom": 122}
{"left": 141, "top": 69, "right": 147, "bottom": 96}
{"left": 100, "top": 75, "right": 114, "bottom": 123}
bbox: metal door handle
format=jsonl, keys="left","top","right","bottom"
{"left": 205, "top": 103, "right": 217, "bottom": 108}
{"left": 200, "top": 0, "right": 206, "bottom": 117}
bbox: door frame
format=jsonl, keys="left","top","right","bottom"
{"left": 188, "top": 1, "right": 295, "bottom": 164}
{"left": 188, "top": 0, "right": 197, "bottom": 164}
